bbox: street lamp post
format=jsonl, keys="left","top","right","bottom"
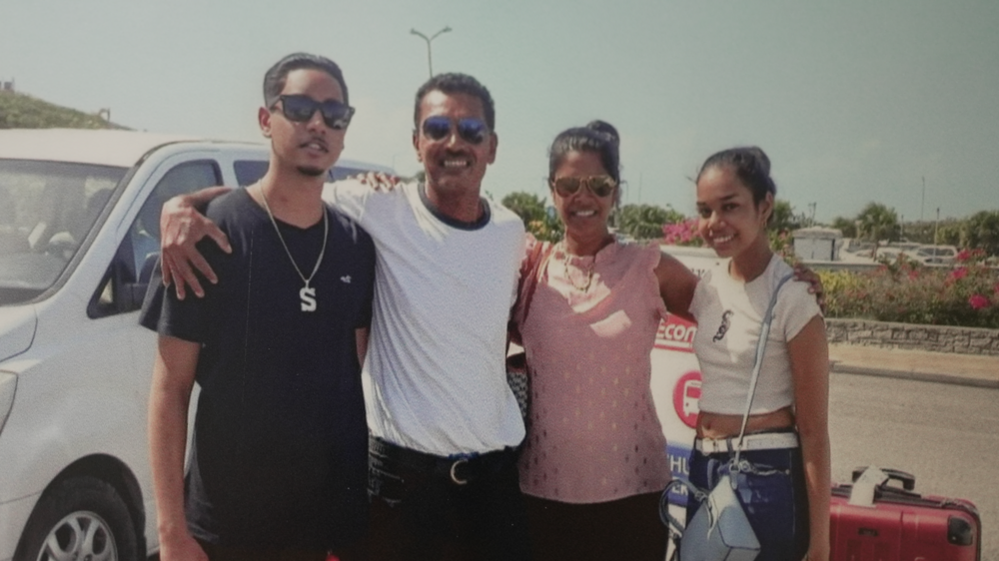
{"left": 935, "top": 207, "right": 941, "bottom": 245}
{"left": 410, "top": 26, "right": 452, "bottom": 78}
{"left": 921, "top": 176, "right": 926, "bottom": 221}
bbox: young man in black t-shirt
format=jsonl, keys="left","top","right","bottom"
{"left": 141, "top": 53, "right": 374, "bottom": 561}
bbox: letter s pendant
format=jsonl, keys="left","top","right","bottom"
{"left": 300, "top": 286, "right": 317, "bottom": 312}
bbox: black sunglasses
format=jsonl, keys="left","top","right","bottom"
{"left": 420, "top": 116, "right": 488, "bottom": 145}
{"left": 551, "top": 175, "right": 618, "bottom": 198}
{"left": 272, "top": 94, "right": 355, "bottom": 130}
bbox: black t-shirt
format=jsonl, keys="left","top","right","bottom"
{"left": 140, "top": 188, "right": 375, "bottom": 551}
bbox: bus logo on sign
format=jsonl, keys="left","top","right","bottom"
{"left": 672, "top": 371, "right": 702, "bottom": 429}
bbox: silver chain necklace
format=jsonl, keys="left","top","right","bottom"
{"left": 257, "top": 184, "right": 328, "bottom": 312}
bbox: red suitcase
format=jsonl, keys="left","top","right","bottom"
{"left": 830, "top": 466, "right": 982, "bottom": 561}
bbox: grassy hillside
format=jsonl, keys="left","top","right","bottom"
{"left": 0, "top": 90, "right": 128, "bottom": 129}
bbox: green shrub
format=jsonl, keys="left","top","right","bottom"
{"left": 821, "top": 250, "right": 999, "bottom": 328}
{"left": 0, "top": 91, "right": 118, "bottom": 129}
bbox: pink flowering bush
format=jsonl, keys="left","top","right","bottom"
{"left": 969, "top": 294, "right": 990, "bottom": 310}
{"left": 662, "top": 219, "right": 704, "bottom": 247}
{"left": 820, "top": 249, "right": 999, "bottom": 328}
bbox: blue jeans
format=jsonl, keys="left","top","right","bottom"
{"left": 687, "top": 440, "right": 809, "bottom": 561}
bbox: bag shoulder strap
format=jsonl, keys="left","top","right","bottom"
{"left": 733, "top": 271, "right": 795, "bottom": 463}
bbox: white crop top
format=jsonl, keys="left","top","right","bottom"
{"left": 690, "top": 255, "right": 821, "bottom": 415}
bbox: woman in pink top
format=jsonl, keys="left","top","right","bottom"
{"left": 511, "top": 121, "right": 699, "bottom": 560}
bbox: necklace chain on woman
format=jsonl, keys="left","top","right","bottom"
{"left": 257, "top": 184, "right": 328, "bottom": 312}
{"left": 559, "top": 241, "right": 595, "bottom": 292}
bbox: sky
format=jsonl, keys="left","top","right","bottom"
{"left": 2, "top": 0, "right": 997, "bottom": 223}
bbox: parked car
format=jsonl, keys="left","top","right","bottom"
{"left": 0, "top": 128, "right": 389, "bottom": 561}
{"left": 914, "top": 245, "right": 959, "bottom": 265}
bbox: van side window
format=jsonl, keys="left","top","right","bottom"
{"left": 234, "top": 160, "right": 269, "bottom": 187}
{"left": 236, "top": 161, "right": 393, "bottom": 185}
{"left": 91, "top": 160, "right": 221, "bottom": 318}
{"left": 330, "top": 166, "right": 365, "bottom": 181}
{"left": 127, "top": 161, "right": 221, "bottom": 283}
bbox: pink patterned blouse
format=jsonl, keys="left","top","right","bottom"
{"left": 514, "top": 240, "right": 672, "bottom": 503}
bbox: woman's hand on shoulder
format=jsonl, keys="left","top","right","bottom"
{"left": 792, "top": 264, "right": 825, "bottom": 313}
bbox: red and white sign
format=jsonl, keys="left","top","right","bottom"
{"left": 655, "top": 318, "right": 697, "bottom": 353}
{"left": 672, "top": 370, "right": 702, "bottom": 429}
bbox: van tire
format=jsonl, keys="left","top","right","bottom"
{"left": 14, "top": 475, "right": 140, "bottom": 561}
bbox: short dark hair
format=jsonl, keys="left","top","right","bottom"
{"left": 262, "top": 53, "right": 349, "bottom": 106}
{"left": 413, "top": 73, "right": 495, "bottom": 130}
{"left": 548, "top": 120, "right": 622, "bottom": 185}
{"left": 695, "top": 146, "right": 777, "bottom": 205}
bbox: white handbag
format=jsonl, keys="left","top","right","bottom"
{"left": 671, "top": 473, "right": 760, "bottom": 561}
{"left": 661, "top": 274, "right": 794, "bottom": 561}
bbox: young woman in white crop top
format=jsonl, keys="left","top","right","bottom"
{"left": 688, "top": 147, "right": 830, "bottom": 561}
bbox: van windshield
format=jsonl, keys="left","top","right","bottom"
{"left": 0, "top": 159, "right": 126, "bottom": 306}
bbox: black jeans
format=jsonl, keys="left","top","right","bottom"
{"left": 366, "top": 437, "right": 532, "bottom": 561}
{"left": 197, "top": 540, "right": 329, "bottom": 561}
{"left": 524, "top": 492, "right": 666, "bottom": 561}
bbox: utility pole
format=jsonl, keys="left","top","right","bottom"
{"left": 934, "top": 207, "right": 940, "bottom": 245}
{"left": 410, "top": 26, "right": 452, "bottom": 78}
{"left": 921, "top": 176, "right": 926, "bottom": 222}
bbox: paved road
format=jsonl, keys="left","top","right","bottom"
{"left": 150, "top": 371, "right": 997, "bottom": 561}
{"left": 830, "top": 371, "right": 999, "bottom": 559}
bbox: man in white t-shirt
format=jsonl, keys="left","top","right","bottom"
{"left": 158, "top": 73, "right": 531, "bottom": 561}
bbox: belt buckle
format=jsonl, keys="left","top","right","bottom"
{"left": 701, "top": 438, "right": 734, "bottom": 454}
{"left": 449, "top": 458, "right": 469, "bottom": 485}
{"left": 707, "top": 439, "right": 720, "bottom": 454}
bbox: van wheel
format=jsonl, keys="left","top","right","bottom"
{"left": 14, "top": 475, "right": 139, "bottom": 561}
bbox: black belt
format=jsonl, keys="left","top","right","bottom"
{"left": 370, "top": 436, "right": 518, "bottom": 486}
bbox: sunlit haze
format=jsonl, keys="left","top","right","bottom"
{"left": 2, "top": 0, "right": 996, "bottom": 222}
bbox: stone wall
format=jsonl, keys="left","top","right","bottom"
{"left": 826, "top": 318, "right": 999, "bottom": 356}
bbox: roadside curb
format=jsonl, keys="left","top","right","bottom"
{"left": 829, "top": 362, "right": 999, "bottom": 389}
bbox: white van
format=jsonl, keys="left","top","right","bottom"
{"left": 0, "top": 129, "right": 388, "bottom": 561}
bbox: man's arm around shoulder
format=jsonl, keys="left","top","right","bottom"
{"left": 323, "top": 178, "right": 398, "bottom": 226}
{"left": 160, "top": 187, "right": 232, "bottom": 300}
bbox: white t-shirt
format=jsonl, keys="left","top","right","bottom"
{"left": 690, "top": 254, "right": 822, "bottom": 415}
{"left": 325, "top": 180, "right": 526, "bottom": 455}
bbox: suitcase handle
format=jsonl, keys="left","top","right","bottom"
{"left": 851, "top": 466, "right": 915, "bottom": 491}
